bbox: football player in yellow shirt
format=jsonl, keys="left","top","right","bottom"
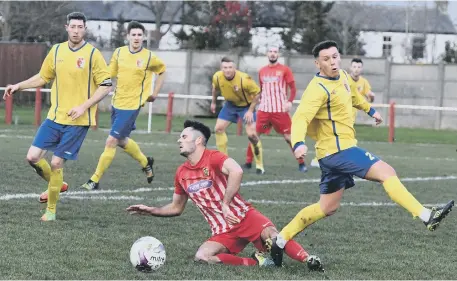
{"left": 310, "top": 57, "right": 376, "bottom": 169}
{"left": 211, "top": 57, "right": 264, "bottom": 174}
{"left": 81, "top": 21, "right": 166, "bottom": 190}
{"left": 349, "top": 58, "right": 375, "bottom": 122}
{"left": 267, "top": 40, "right": 454, "bottom": 267}
{"left": 3, "top": 12, "right": 112, "bottom": 221}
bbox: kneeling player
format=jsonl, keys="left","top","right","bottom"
{"left": 127, "top": 120, "right": 322, "bottom": 269}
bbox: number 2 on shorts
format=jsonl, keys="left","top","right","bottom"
{"left": 365, "top": 152, "right": 375, "bottom": 161}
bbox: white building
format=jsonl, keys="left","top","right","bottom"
{"left": 331, "top": 2, "right": 457, "bottom": 63}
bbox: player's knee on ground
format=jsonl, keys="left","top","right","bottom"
{"left": 194, "top": 251, "right": 212, "bottom": 263}
{"left": 105, "top": 135, "right": 120, "bottom": 148}
{"left": 365, "top": 160, "right": 397, "bottom": 183}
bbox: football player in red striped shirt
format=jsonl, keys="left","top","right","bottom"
{"left": 245, "top": 47, "right": 307, "bottom": 173}
{"left": 127, "top": 120, "right": 321, "bottom": 269}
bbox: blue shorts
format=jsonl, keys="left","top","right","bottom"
{"left": 32, "top": 119, "right": 89, "bottom": 160}
{"left": 110, "top": 106, "right": 140, "bottom": 139}
{"left": 218, "top": 102, "right": 256, "bottom": 124}
{"left": 318, "top": 147, "right": 380, "bottom": 194}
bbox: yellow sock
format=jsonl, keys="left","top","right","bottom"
{"left": 250, "top": 140, "right": 263, "bottom": 170}
{"left": 215, "top": 132, "right": 228, "bottom": 155}
{"left": 30, "top": 158, "right": 51, "bottom": 182}
{"left": 90, "top": 146, "right": 116, "bottom": 183}
{"left": 279, "top": 203, "right": 326, "bottom": 241}
{"left": 123, "top": 139, "right": 148, "bottom": 167}
{"left": 383, "top": 176, "right": 425, "bottom": 217}
{"left": 47, "top": 168, "right": 63, "bottom": 214}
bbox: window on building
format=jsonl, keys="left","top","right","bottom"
{"left": 382, "top": 36, "right": 392, "bottom": 57}
{"left": 412, "top": 36, "right": 426, "bottom": 60}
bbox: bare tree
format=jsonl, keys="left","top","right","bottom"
{"left": 132, "top": 1, "right": 182, "bottom": 48}
{"left": 0, "top": 1, "right": 12, "bottom": 41}
{"left": 1, "top": 1, "right": 72, "bottom": 44}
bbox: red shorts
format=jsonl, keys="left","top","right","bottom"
{"left": 256, "top": 111, "right": 291, "bottom": 135}
{"left": 207, "top": 209, "right": 275, "bottom": 254}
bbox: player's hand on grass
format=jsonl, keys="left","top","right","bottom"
{"left": 3, "top": 84, "right": 19, "bottom": 100}
{"left": 221, "top": 202, "right": 240, "bottom": 225}
{"left": 126, "top": 204, "right": 154, "bottom": 215}
{"left": 67, "top": 105, "right": 86, "bottom": 120}
{"left": 243, "top": 110, "right": 254, "bottom": 124}
{"left": 372, "top": 111, "right": 383, "bottom": 125}
{"left": 146, "top": 95, "right": 156, "bottom": 102}
{"left": 294, "top": 144, "right": 308, "bottom": 160}
{"left": 210, "top": 102, "right": 216, "bottom": 114}
{"left": 284, "top": 101, "right": 293, "bottom": 112}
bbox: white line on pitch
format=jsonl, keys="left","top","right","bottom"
{"left": 1, "top": 175, "right": 456, "bottom": 201}
{"left": 0, "top": 193, "right": 446, "bottom": 208}
{"left": 0, "top": 134, "right": 456, "bottom": 162}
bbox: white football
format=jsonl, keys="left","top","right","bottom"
{"left": 129, "top": 236, "right": 166, "bottom": 272}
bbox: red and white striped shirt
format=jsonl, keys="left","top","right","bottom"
{"left": 258, "top": 63, "right": 295, "bottom": 113}
{"left": 174, "top": 149, "right": 251, "bottom": 235}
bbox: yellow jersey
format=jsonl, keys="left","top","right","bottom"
{"left": 39, "top": 41, "right": 110, "bottom": 126}
{"left": 348, "top": 75, "right": 372, "bottom": 123}
{"left": 212, "top": 70, "right": 260, "bottom": 107}
{"left": 291, "top": 70, "right": 375, "bottom": 159}
{"left": 110, "top": 46, "right": 166, "bottom": 110}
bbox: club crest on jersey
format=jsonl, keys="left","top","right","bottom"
{"left": 358, "top": 86, "right": 363, "bottom": 92}
{"left": 344, "top": 82, "right": 350, "bottom": 93}
{"left": 276, "top": 71, "right": 283, "bottom": 76}
{"left": 136, "top": 59, "right": 143, "bottom": 68}
{"left": 76, "top": 57, "right": 85, "bottom": 69}
{"left": 233, "top": 85, "right": 240, "bottom": 92}
{"left": 187, "top": 180, "right": 213, "bottom": 193}
{"left": 203, "top": 167, "right": 209, "bottom": 177}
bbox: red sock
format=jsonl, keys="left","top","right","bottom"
{"left": 284, "top": 240, "right": 309, "bottom": 262}
{"left": 287, "top": 140, "right": 304, "bottom": 164}
{"left": 246, "top": 143, "right": 253, "bottom": 164}
{"left": 216, "top": 253, "right": 257, "bottom": 266}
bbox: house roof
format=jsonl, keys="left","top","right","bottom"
{"left": 73, "top": 1, "right": 182, "bottom": 23}
{"left": 74, "top": 1, "right": 456, "bottom": 35}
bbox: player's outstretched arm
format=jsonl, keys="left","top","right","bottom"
{"left": 126, "top": 193, "right": 188, "bottom": 217}
{"left": 3, "top": 74, "right": 47, "bottom": 100}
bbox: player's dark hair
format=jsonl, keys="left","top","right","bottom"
{"left": 221, "top": 56, "right": 234, "bottom": 63}
{"left": 184, "top": 120, "right": 211, "bottom": 146}
{"left": 312, "top": 40, "right": 339, "bottom": 58}
{"left": 127, "top": 21, "right": 145, "bottom": 34}
{"left": 351, "top": 58, "right": 363, "bottom": 64}
{"left": 67, "top": 12, "right": 87, "bottom": 25}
